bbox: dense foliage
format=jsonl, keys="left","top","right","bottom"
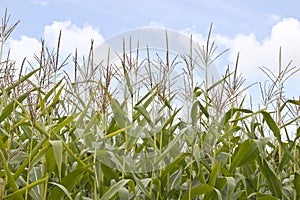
{"left": 0, "top": 10, "right": 299, "bottom": 199}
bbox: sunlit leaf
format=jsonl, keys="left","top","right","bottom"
{"left": 49, "top": 140, "right": 63, "bottom": 180}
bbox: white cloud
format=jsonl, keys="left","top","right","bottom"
{"left": 3, "top": 20, "right": 104, "bottom": 71}
{"left": 216, "top": 17, "right": 300, "bottom": 87}
{"left": 5, "top": 36, "right": 41, "bottom": 68}
{"left": 180, "top": 27, "right": 205, "bottom": 44}
{"left": 44, "top": 20, "right": 104, "bottom": 58}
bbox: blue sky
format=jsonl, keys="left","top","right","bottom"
{"left": 1, "top": 0, "right": 300, "bottom": 101}
{"left": 2, "top": 0, "right": 299, "bottom": 39}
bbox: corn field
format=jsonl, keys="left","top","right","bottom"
{"left": 0, "top": 10, "right": 300, "bottom": 200}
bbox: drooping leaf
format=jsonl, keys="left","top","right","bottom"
{"left": 221, "top": 108, "right": 253, "bottom": 126}
{"left": 100, "top": 179, "right": 135, "bottom": 200}
{"left": 261, "top": 111, "right": 281, "bottom": 142}
{"left": 48, "top": 182, "right": 73, "bottom": 200}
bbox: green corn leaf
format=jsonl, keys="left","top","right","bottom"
{"left": 83, "top": 112, "right": 99, "bottom": 134}
{"left": 0, "top": 91, "right": 31, "bottom": 123}
{"left": 31, "top": 143, "right": 50, "bottom": 168}
{"left": 46, "top": 144, "right": 57, "bottom": 174}
{"left": 191, "top": 101, "right": 199, "bottom": 125}
{"left": 43, "top": 79, "right": 63, "bottom": 102}
{"left": 229, "top": 139, "right": 259, "bottom": 172}
{"left": 153, "top": 132, "right": 185, "bottom": 166}
{"left": 182, "top": 184, "right": 214, "bottom": 200}
{"left": 52, "top": 115, "right": 74, "bottom": 135}
{"left": 100, "top": 179, "right": 134, "bottom": 200}
{"left": 135, "top": 84, "right": 158, "bottom": 106}
{"left": 14, "top": 136, "right": 49, "bottom": 179}
{"left": 102, "top": 124, "right": 134, "bottom": 140}
{"left": 134, "top": 105, "right": 152, "bottom": 125}
{"left": 49, "top": 140, "right": 63, "bottom": 180}
{"left": 5, "top": 177, "right": 47, "bottom": 200}
{"left": 221, "top": 108, "right": 253, "bottom": 126}
{"left": 118, "top": 187, "right": 129, "bottom": 200}
{"left": 133, "top": 177, "right": 152, "bottom": 199}
{"left": 207, "top": 72, "right": 232, "bottom": 92}
{"left": 48, "top": 182, "right": 73, "bottom": 200}
{"left": 294, "top": 172, "right": 300, "bottom": 199}
{"left": 208, "top": 161, "right": 221, "bottom": 186}
{"left": 50, "top": 85, "right": 64, "bottom": 107}
{"left": 101, "top": 163, "right": 119, "bottom": 182}
{"left": 261, "top": 111, "right": 281, "bottom": 140}
{"left": 224, "top": 177, "right": 236, "bottom": 197}
{"left": 75, "top": 98, "right": 91, "bottom": 127}
{"left": 199, "top": 101, "right": 209, "bottom": 118}
{"left": 279, "top": 99, "right": 299, "bottom": 112}
{"left": 161, "top": 153, "right": 189, "bottom": 179}
{"left": 257, "top": 196, "right": 279, "bottom": 200}
{"left": 0, "top": 150, "right": 23, "bottom": 200}
{"left": 257, "top": 159, "right": 282, "bottom": 198}
{"left": 48, "top": 167, "right": 87, "bottom": 199}
{"left": 110, "top": 98, "right": 129, "bottom": 128}
{"left": 278, "top": 151, "right": 293, "bottom": 173}
{"left": 162, "top": 108, "right": 181, "bottom": 130}
{"left": 0, "top": 68, "right": 40, "bottom": 96}
{"left": 170, "top": 168, "right": 182, "bottom": 190}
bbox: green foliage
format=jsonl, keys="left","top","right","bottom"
{"left": 0, "top": 10, "right": 299, "bottom": 200}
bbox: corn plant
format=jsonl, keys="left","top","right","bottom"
{"left": 0, "top": 10, "right": 299, "bottom": 200}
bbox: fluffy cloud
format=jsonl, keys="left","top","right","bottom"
{"left": 5, "top": 36, "right": 41, "bottom": 68}
{"left": 4, "top": 20, "right": 104, "bottom": 69}
{"left": 216, "top": 18, "right": 300, "bottom": 99}
{"left": 216, "top": 18, "right": 300, "bottom": 86}
{"left": 44, "top": 20, "right": 104, "bottom": 58}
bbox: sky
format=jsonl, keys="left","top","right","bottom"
{"left": 1, "top": 0, "right": 300, "bottom": 105}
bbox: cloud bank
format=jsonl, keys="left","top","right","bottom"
{"left": 216, "top": 18, "right": 300, "bottom": 85}
{"left": 5, "top": 20, "right": 104, "bottom": 68}
{"left": 214, "top": 18, "right": 300, "bottom": 98}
